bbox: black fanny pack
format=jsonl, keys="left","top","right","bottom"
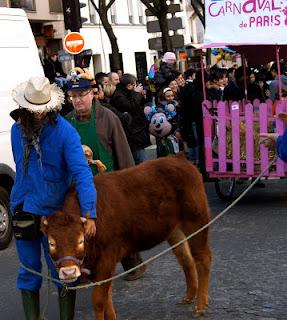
{"left": 12, "top": 206, "right": 41, "bottom": 241}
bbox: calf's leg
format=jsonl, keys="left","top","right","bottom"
{"left": 104, "top": 285, "right": 116, "bottom": 320}
{"left": 92, "top": 284, "right": 113, "bottom": 320}
{"left": 192, "top": 244, "right": 211, "bottom": 317}
{"left": 183, "top": 223, "right": 211, "bottom": 316}
{"left": 92, "top": 259, "right": 116, "bottom": 320}
{"left": 167, "top": 228, "right": 198, "bottom": 304}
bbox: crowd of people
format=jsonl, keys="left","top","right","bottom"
{"left": 148, "top": 53, "right": 287, "bottom": 172}
{"left": 40, "top": 51, "right": 287, "bottom": 181}
{"left": 42, "top": 51, "right": 287, "bottom": 168}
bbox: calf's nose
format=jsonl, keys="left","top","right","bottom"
{"left": 59, "top": 266, "right": 80, "bottom": 280}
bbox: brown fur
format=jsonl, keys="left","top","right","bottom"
{"left": 42, "top": 154, "right": 212, "bottom": 319}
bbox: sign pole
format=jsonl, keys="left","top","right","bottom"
{"left": 200, "top": 50, "right": 207, "bottom": 101}
{"left": 241, "top": 54, "right": 248, "bottom": 101}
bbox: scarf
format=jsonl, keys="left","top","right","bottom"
{"left": 21, "top": 118, "right": 48, "bottom": 173}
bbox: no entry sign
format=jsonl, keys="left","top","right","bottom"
{"left": 63, "top": 32, "right": 85, "bottom": 55}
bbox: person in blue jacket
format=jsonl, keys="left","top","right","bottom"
{"left": 10, "top": 76, "right": 97, "bottom": 320}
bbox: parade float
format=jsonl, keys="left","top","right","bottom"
{"left": 201, "top": 0, "right": 287, "bottom": 199}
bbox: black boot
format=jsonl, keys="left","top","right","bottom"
{"left": 21, "top": 290, "right": 40, "bottom": 320}
{"left": 58, "top": 288, "right": 76, "bottom": 320}
{"left": 121, "top": 252, "right": 146, "bottom": 281}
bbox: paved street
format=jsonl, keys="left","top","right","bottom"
{"left": 1, "top": 167, "right": 287, "bottom": 319}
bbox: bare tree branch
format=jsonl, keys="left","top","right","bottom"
{"left": 140, "top": 0, "right": 172, "bottom": 52}
{"left": 106, "top": 0, "right": 116, "bottom": 12}
{"left": 153, "top": 0, "right": 162, "bottom": 9}
{"left": 140, "top": 0, "right": 157, "bottom": 16}
{"left": 89, "top": 0, "right": 122, "bottom": 70}
{"left": 197, "top": 0, "right": 204, "bottom": 12}
{"left": 190, "top": 0, "right": 205, "bottom": 27}
{"left": 89, "top": 0, "right": 99, "bottom": 14}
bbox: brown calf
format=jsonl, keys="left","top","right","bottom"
{"left": 41, "top": 154, "right": 212, "bottom": 319}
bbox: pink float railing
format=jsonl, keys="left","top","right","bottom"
{"left": 202, "top": 99, "right": 287, "bottom": 178}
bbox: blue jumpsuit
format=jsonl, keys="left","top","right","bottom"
{"left": 277, "top": 130, "right": 287, "bottom": 162}
{"left": 10, "top": 115, "right": 97, "bottom": 291}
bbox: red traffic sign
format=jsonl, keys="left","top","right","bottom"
{"left": 63, "top": 32, "right": 85, "bottom": 55}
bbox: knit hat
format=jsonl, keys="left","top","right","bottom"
{"left": 162, "top": 52, "right": 176, "bottom": 64}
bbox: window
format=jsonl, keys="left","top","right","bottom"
{"left": 90, "top": 14, "right": 97, "bottom": 24}
{"left": 89, "top": 0, "right": 98, "bottom": 24}
{"left": 137, "top": 0, "right": 144, "bottom": 24}
{"left": 110, "top": 2, "right": 117, "bottom": 24}
{"left": 10, "top": 0, "right": 35, "bottom": 11}
{"left": 135, "top": 52, "right": 147, "bottom": 82}
{"left": 49, "top": 0, "right": 62, "bottom": 13}
{"left": 127, "top": 0, "right": 133, "bottom": 24}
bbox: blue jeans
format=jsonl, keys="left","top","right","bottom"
{"left": 188, "top": 122, "right": 199, "bottom": 163}
{"left": 16, "top": 234, "right": 60, "bottom": 290}
{"left": 132, "top": 149, "right": 146, "bottom": 165}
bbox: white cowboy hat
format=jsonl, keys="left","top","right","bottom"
{"left": 12, "top": 76, "right": 65, "bottom": 113}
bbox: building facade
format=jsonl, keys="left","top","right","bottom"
{"left": 0, "top": 0, "right": 65, "bottom": 67}
{"left": 0, "top": 0, "right": 203, "bottom": 78}
{"left": 80, "top": 0, "right": 204, "bottom": 76}
{"left": 80, "top": 0, "right": 155, "bottom": 79}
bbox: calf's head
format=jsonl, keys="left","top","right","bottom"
{"left": 41, "top": 211, "right": 88, "bottom": 283}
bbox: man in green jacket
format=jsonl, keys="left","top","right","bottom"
{"left": 65, "top": 68, "right": 146, "bottom": 281}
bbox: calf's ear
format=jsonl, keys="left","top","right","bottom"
{"left": 41, "top": 217, "right": 49, "bottom": 235}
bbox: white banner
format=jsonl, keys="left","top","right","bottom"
{"left": 204, "top": 0, "right": 287, "bottom": 45}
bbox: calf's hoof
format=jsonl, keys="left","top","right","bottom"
{"left": 179, "top": 296, "right": 194, "bottom": 305}
{"left": 192, "top": 306, "right": 207, "bottom": 318}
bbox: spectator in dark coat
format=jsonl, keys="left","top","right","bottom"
{"left": 207, "top": 73, "right": 223, "bottom": 102}
{"left": 223, "top": 67, "right": 265, "bottom": 102}
{"left": 184, "top": 68, "right": 196, "bottom": 83}
{"left": 154, "top": 52, "right": 177, "bottom": 90}
{"left": 257, "top": 73, "right": 271, "bottom": 100}
{"left": 110, "top": 73, "right": 150, "bottom": 165}
{"left": 180, "top": 70, "right": 208, "bottom": 175}
{"left": 100, "top": 83, "right": 133, "bottom": 130}
{"left": 43, "top": 52, "right": 66, "bottom": 84}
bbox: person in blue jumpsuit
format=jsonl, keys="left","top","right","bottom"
{"left": 10, "top": 76, "right": 97, "bottom": 320}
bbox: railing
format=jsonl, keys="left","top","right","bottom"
{"left": 202, "top": 99, "right": 287, "bottom": 178}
